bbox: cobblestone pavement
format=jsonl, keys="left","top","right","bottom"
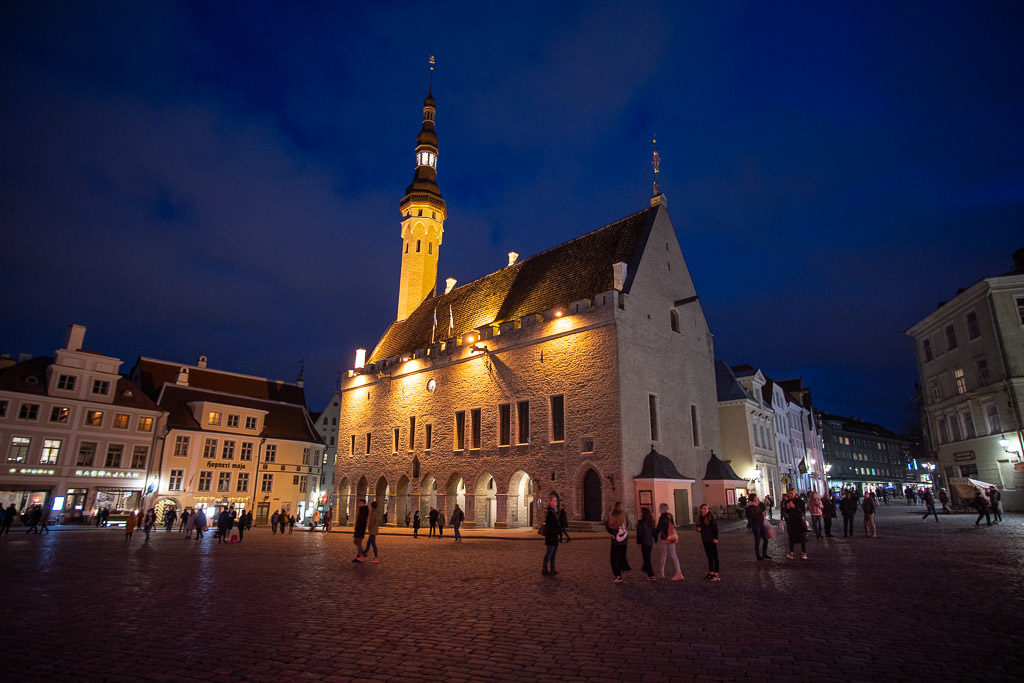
{"left": 1, "top": 504, "right": 1022, "bottom": 682}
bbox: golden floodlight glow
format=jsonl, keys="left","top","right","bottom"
{"left": 354, "top": 349, "right": 366, "bottom": 369}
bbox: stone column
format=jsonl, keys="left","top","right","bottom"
{"left": 408, "top": 493, "right": 421, "bottom": 520}
{"left": 494, "top": 493, "right": 509, "bottom": 528}
{"left": 436, "top": 493, "right": 447, "bottom": 519}
{"left": 387, "top": 494, "right": 397, "bottom": 525}
{"left": 463, "top": 493, "right": 476, "bottom": 528}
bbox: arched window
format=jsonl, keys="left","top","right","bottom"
{"left": 670, "top": 310, "right": 680, "bottom": 333}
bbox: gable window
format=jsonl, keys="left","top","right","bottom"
{"left": 922, "top": 339, "right": 933, "bottom": 362}
{"left": 691, "top": 405, "right": 700, "bottom": 447}
{"left": 50, "top": 406, "right": 70, "bottom": 423}
{"left": 245, "top": 416, "right": 257, "bottom": 430}
{"left": 966, "top": 311, "right": 980, "bottom": 340}
{"left": 8, "top": 437, "right": 39, "bottom": 467}
{"left": 455, "top": 411, "right": 466, "bottom": 451}
{"left": 40, "top": 439, "right": 61, "bottom": 465}
{"left": 222, "top": 440, "right": 235, "bottom": 460}
{"left": 18, "top": 403, "right": 40, "bottom": 420}
{"left": 77, "top": 442, "right": 96, "bottom": 466}
{"left": 207, "top": 411, "right": 222, "bottom": 426}
{"left": 91, "top": 379, "right": 110, "bottom": 395}
{"left": 649, "top": 395, "right": 659, "bottom": 442}
{"left": 517, "top": 401, "right": 530, "bottom": 445}
{"left": 550, "top": 395, "right": 565, "bottom": 443}
{"left": 173, "top": 435, "right": 190, "bottom": 457}
{"left": 203, "top": 438, "right": 218, "bottom": 458}
{"left": 945, "top": 325, "right": 957, "bottom": 351}
{"left": 498, "top": 404, "right": 511, "bottom": 447}
{"left": 57, "top": 374, "right": 77, "bottom": 390}
{"left": 105, "top": 444, "right": 123, "bottom": 468}
{"left": 113, "top": 414, "right": 129, "bottom": 429}
{"left": 137, "top": 416, "right": 153, "bottom": 432}
{"left": 227, "top": 414, "right": 239, "bottom": 427}
{"left": 265, "top": 444, "right": 277, "bottom": 462}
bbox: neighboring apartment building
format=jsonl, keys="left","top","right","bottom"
{"left": 132, "top": 356, "right": 324, "bottom": 524}
{"left": 311, "top": 390, "right": 341, "bottom": 514}
{"left": 777, "top": 378, "right": 827, "bottom": 496}
{"left": 0, "top": 325, "right": 164, "bottom": 522}
{"left": 818, "top": 412, "right": 924, "bottom": 493}
{"left": 906, "top": 249, "right": 1024, "bottom": 510}
{"left": 334, "top": 85, "right": 721, "bottom": 529}
{"left": 716, "top": 362, "right": 782, "bottom": 503}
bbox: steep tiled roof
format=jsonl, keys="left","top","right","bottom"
{"left": 0, "top": 357, "right": 160, "bottom": 411}
{"left": 133, "top": 357, "right": 306, "bottom": 406}
{"left": 635, "top": 447, "right": 693, "bottom": 480}
{"left": 817, "top": 411, "right": 906, "bottom": 441}
{"left": 369, "top": 205, "right": 659, "bottom": 362}
{"left": 703, "top": 452, "right": 746, "bottom": 482}
{"left": 715, "top": 360, "right": 752, "bottom": 402}
{"left": 156, "top": 384, "right": 322, "bottom": 444}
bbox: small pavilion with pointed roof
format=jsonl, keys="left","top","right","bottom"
{"left": 701, "top": 451, "right": 750, "bottom": 516}
{"left": 633, "top": 447, "right": 696, "bottom": 525}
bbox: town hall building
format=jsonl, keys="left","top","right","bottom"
{"left": 333, "top": 84, "right": 721, "bottom": 528}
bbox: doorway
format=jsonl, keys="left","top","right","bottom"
{"left": 583, "top": 469, "right": 602, "bottom": 521}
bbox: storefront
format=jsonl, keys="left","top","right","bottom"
{"left": 92, "top": 488, "right": 141, "bottom": 522}
{"left": 0, "top": 487, "right": 52, "bottom": 516}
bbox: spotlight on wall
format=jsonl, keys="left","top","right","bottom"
{"left": 470, "top": 343, "right": 488, "bottom": 354}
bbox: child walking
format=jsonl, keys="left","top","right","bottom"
{"left": 696, "top": 504, "right": 720, "bottom": 581}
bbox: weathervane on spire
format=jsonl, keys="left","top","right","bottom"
{"left": 428, "top": 55, "right": 436, "bottom": 71}
{"left": 651, "top": 136, "right": 661, "bottom": 197}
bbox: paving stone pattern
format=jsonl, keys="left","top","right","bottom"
{"left": 1, "top": 505, "right": 1022, "bottom": 681}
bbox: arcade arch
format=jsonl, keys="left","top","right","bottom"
{"left": 445, "top": 473, "right": 465, "bottom": 520}
{"left": 396, "top": 475, "right": 411, "bottom": 526}
{"left": 507, "top": 470, "right": 535, "bottom": 528}
{"left": 337, "top": 477, "right": 352, "bottom": 525}
{"left": 474, "top": 471, "right": 497, "bottom": 528}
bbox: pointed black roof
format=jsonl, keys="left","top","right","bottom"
{"left": 703, "top": 452, "right": 746, "bottom": 482}
{"left": 635, "top": 447, "right": 693, "bottom": 480}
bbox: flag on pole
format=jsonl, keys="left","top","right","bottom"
{"left": 448, "top": 305, "right": 454, "bottom": 337}
{"left": 185, "top": 471, "right": 197, "bottom": 494}
{"left": 432, "top": 307, "right": 437, "bottom": 344}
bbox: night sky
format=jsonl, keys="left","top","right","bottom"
{"left": 2, "top": 2, "right": 1022, "bottom": 432}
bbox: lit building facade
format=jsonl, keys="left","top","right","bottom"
{"left": 818, "top": 412, "right": 924, "bottom": 493}
{"left": 312, "top": 390, "right": 341, "bottom": 514}
{"left": 906, "top": 249, "right": 1024, "bottom": 510}
{"left": 334, "top": 86, "right": 721, "bottom": 528}
{"left": 0, "top": 325, "right": 164, "bottom": 522}
{"left": 132, "top": 357, "right": 324, "bottom": 524}
{"left": 715, "top": 362, "right": 782, "bottom": 503}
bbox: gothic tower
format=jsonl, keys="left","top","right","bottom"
{"left": 396, "top": 82, "right": 447, "bottom": 322}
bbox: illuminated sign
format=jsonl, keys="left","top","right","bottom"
{"left": 9, "top": 468, "right": 56, "bottom": 475}
{"left": 73, "top": 470, "right": 144, "bottom": 479}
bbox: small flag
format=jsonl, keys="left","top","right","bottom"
{"left": 798, "top": 459, "right": 807, "bottom": 474}
{"left": 185, "top": 471, "right": 197, "bottom": 494}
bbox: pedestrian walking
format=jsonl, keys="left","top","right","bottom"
{"left": 428, "top": 507, "right": 438, "bottom": 537}
{"left": 938, "top": 489, "right": 950, "bottom": 514}
{"left": 279, "top": 512, "right": 288, "bottom": 535}
{"left": 2, "top": 503, "right": 16, "bottom": 534}
{"left": 839, "top": 491, "right": 857, "bottom": 538}
{"left": 558, "top": 501, "right": 571, "bottom": 543}
{"left": 322, "top": 508, "right": 332, "bottom": 532}
{"left": 921, "top": 488, "right": 939, "bottom": 522}
{"left": 972, "top": 491, "right": 991, "bottom": 526}
{"left": 352, "top": 500, "right": 369, "bottom": 563}
{"left": 236, "top": 511, "right": 245, "bottom": 542}
{"left": 24, "top": 505, "right": 42, "bottom": 534}
{"left": 437, "top": 509, "right": 445, "bottom": 537}
{"left": 184, "top": 510, "right": 196, "bottom": 539}
{"left": 763, "top": 493, "right": 774, "bottom": 520}
{"left": 541, "top": 494, "right": 561, "bottom": 576}
{"left": 822, "top": 494, "right": 836, "bottom": 537}
{"left": 655, "top": 503, "right": 683, "bottom": 580}
{"left": 217, "top": 508, "right": 233, "bottom": 543}
{"left": 363, "top": 501, "right": 380, "bottom": 563}
{"left": 312, "top": 509, "right": 320, "bottom": 531}
{"left": 807, "top": 492, "right": 824, "bottom": 539}
{"left": 449, "top": 504, "right": 464, "bottom": 542}
{"left": 606, "top": 502, "right": 630, "bottom": 583}
{"left": 194, "top": 508, "right": 208, "bottom": 540}
{"left": 270, "top": 510, "right": 279, "bottom": 534}
{"left": 696, "top": 504, "right": 720, "bottom": 582}
{"left": 179, "top": 508, "right": 190, "bottom": 532}
{"left": 746, "top": 493, "right": 770, "bottom": 561}
{"left": 143, "top": 508, "right": 156, "bottom": 541}
{"left": 413, "top": 510, "right": 421, "bottom": 538}
{"left": 783, "top": 493, "right": 808, "bottom": 559}
{"left": 288, "top": 515, "right": 296, "bottom": 534}
{"left": 124, "top": 511, "right": 136, "bottom": 541}
{"left": 164, "top": 507, "right": 177, "bottom": 532}
{"left": 862, "top": 492, "right": 877, "bottom": 537}
{"left": 987, "top": 486, "right": 1002, "bottom": 524}
{"left": 636, "top": 507, "right": 656, "bottom": 581}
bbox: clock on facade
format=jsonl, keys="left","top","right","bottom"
{"left": 426, "top": 379, "right": 436, "bottom": 393}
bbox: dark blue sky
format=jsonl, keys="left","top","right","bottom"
{"left": 2, "top": 2, "right": 1022, "bottom": 432}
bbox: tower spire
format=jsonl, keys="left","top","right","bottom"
{"left": 650, "top": 136, "right": 667, "bottom": 207}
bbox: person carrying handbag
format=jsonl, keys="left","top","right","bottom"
{"left": 654, "top": 503, "right": 683, "bottom": 581}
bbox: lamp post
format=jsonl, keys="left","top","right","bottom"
{"left": 999, "top": 437, "right": 1022, "bottom": 463}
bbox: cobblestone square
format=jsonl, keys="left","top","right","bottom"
{"left": 1, "top": 504, "right": 1021, "bottom": 681}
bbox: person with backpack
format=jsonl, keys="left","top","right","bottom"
{"left": 636, "top": 507, "right": 657, "bottom": 582}
{"left": 746, "top": 493, "right": 770, "bottom": 561}
{"left": 605, "top": 502, "right": 630, "bottom": 584}
{"left": 696, "top": 503, "right": 720, "bottom": 582}
{"left": 654, "top": 502, "right": 683, "bottom": 581}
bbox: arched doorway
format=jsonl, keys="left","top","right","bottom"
{"left": 508, "top": 470, "right": 535, "bottom": 528}
{"left": 337, "top": 477, "right": 352, "bottom": 525}
{"left": 397, "top": 475, "right": 411, "bottom": 526}
{"left": 445, "top": 473, "right": 465, "bottom": 520}
{"left": 153, "top": 497, "right": 180, "bottom": 526}
{"left": 374, "top": 476, "right": 389, "bottom": 524}
{"left": 420, "top": 475, "right": 437, "bottom": 518}
{"left": 583, "top": 469, "right": 602, "bottom": 521}
{"left": 474, "top": 472, "right": 497, "bottom": 528}
{"left": 356, "top": 476, "right": 368, "bottom": 506}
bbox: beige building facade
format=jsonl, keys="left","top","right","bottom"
{"left": 906, "top": 250, "right": 1024, "bottom": 510}
{"left": 715, "top": 362, "right": 782, "bottom": 504}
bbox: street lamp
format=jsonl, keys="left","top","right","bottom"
{"left": 999, "top": 437, "right": 1022, "bottom": 462}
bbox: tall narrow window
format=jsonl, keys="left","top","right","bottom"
{"left": 416, "top": 240, "right": 421, "bottom": 252}
{"left": 425, "top": 424, "right": 433, "bottom": 451}
{"left": 953, "top": 368, "right": 966, "bottom": 395}
{"left": 945, "top": 324, "right": 958, "bottom": 350}
{"left": 691, "top": 405, "right": 700, "bottom": 447}
{"left": 649, "top": 395, "right": 659, "bottom": 442}
{"left": 265, "top": 444, "right": 277, "bottom": 462}
{"left": 949, "top": 414, "right": 962, "bottom": 441}
{"left": 498, "top": 404, "right": 511, "bottom": 447}
{"left": 261, "top": 473, "right": 273, "bottom": 493}
{"left": 470, "top": 409, "right": 481, "bottom": 449}
{"left": 350, "top": 434, "right": 356, "bottom": 457}
{"left": 550, "top": 395, "right": 565, "bottom": 442}
{"left": 966, "top": 311, "right": 980, "bottom": 339}
{"left": 455, "top": 411, "right": 466, "bottom": 451}
{"left": 962, "top": 410, "right": 976, "bottom": 439}
{"left": 240, "top": 442, "right": 253, "bottom": 461}
{"left": 365, "top": 433, "right": 372, "bottom": 455}
{"left": 977, "top": 359, "right": 990, "bottom": 386}
{"left": 922, "top": 339, "right": 933, "bottom": 361}
{"left": 409, "top": 417, "right": 416, "bottom": 450}
{"left": 393, "top": 428, "right": 400, "bottom": 453}
{"left": 517, "top": 401, "right": 530, "bottom": 444}
{"left": 985, "top": 404, "right": 1001, "bottom": 434}
{"left": 105, "top": 444, "right": 123, "bottom": 468}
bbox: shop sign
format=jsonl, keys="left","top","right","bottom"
{"left": 205, "top": 462, "right": 248, "bottom": 470}
{"left": 8, "top": 467, "right": 56, "bottom": 475}
{"left": 953, "top": 451, "right": 975, "bottom": 462}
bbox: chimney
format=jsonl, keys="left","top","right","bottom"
{"left": 507, "top": 252, "right": 519, "bottom": 267}
{"left": 64, "top": 324, "right": 86, "bottom": 352}
{"left": 612, "top": 262, "right": 628, "bottom": 291}
{"left": 445, "top": 278, "right": 457, "bottom": 294}
{"left": 176, "top": 367, "right": 189, "bottom": 386}
{"left": 197, "top": 355, "right": 208, "bottom": 368}
{"left": 1013, "top": 248, "right": 1024, "bottom": 274}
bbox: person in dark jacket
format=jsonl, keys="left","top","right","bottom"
{"left": 987, "top": 486, "right": 1002, "bottom": 524}
{"left": 636, "top": 507, "right": 656, "bottom": 581}
{"left": 746, "top": 494, "right": 769, "bottom": 561}
{"left": 428, "top": 507, "right": 438, "bottom": 537}
{"left": 862, "top": 492, "right": 877, "bottom": 537}
{"left": 783, "top": 493, "right": 807, "bottom": 559}
{"left": 605, "top": 501, "right": 630, "bottom": 583}
{"left": 436, "top": 508, "right": 445, "bottom": 537}
{"left": 449, "top": 504, "right": 464, "bottom": 542}
{"left": 352, "top": 500, "right": 369, "bottom": 562}
{"left": 921, "top": 489, "right": 939, "bottom": 522}
{"left": 541, "top": 495, "right": 561, "bottom": 576}
{"left": 839, "top": 491, "right": 857, "bottom": 537}
{"left": 558, "top": 502, "right": 571, "bottom": 543}
{"left": 270, "top": 510, "right": 279, "bottom": 534}
{"left": 972, "top": 491, "right": 991, "bottom": 526}
{"left": 822, "top": 495, "right": 837, "bottom": 537}
{"left": 696, "top": 504, "right": 720, "bottom": 581}
{"left": 217, "top": 508, "right": 233, "bottom": 544}
{"left": 412, "top": 510, "right": 421, "bottom": 538}
{"left": 164, "top": 507, "right": 177, "bottom": 533}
